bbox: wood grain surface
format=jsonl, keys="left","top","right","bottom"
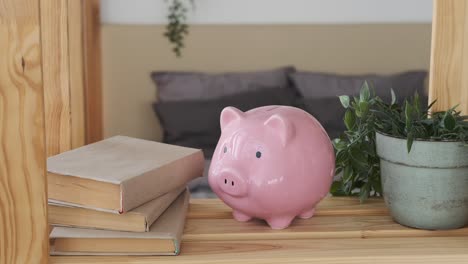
{"left": 41, "top": 0, "right": 88, "bottom": 156}
{"left": 429, "top": 0, "right": 468, "bottom": 114}
{"left": 188, "top": 197, "right": 388, "bottom": 219}
{"left": 41, "top": 0, "right": 72, "bottom": 157}
{"left": 83, "top": 0, "right": 103, "bottom": 143}
{"left": 50, "top": 198, "right": 468, "bottom": 263}
{"left": 184, "top": 198, "right": 467, "bottom": 242}
{"left": 0, "top": 0, "right": 49, "bottom": 263}
{"left": 183, "top": 215, "right": 468, "bottom": 242}
{"left": 68, "top": 0, "right": 86, "bottom": 149}
{"left": 49, "top": 237, "right": 468, "bottom": 264}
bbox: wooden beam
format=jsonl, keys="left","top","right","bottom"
{"left": 40, "top": 0, "right": 72, "bottom": 156}
{"left": 0, "top": 0, "right": 49, "bottom": 263}
{"left": 68, "top": 0, "right": 86, "bottom": 149}
{"left": 41, "top": 0, "right": 88, "bottom": 155}
{"left": 83, "top": 0, "right": 103, "bottom": 143}
{"left": 429, "top": 0, "right": 468, "bottom": 113}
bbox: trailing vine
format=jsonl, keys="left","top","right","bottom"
{"left": 164, "top": 0, "right": 194, "bottom": 57}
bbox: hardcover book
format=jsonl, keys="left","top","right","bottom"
{"left": 49, "top": 186, "right": 185, "bottom": 232}
{"left": 47, "top": 136, "right": 203, "bottom": 213}
{"left": 50, "top": 189, "right": 190, "bottom": 256}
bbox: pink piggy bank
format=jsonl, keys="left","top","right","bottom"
{"left": 208, "top": 106, "right": 335, "bottom": 229}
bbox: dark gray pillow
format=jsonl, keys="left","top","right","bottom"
{"left": 289, "top": 71, "right": 427, "bottom": 102}
{"left": 296, "top": 97, "right": 347, "bottom": 140}
{"left": 296, "top": 96, "right": 429, "bottom": 140}
{"left": 153, "top": 87, "right": 297, "bottom": 158}
{"left": 151, "top": 66, "right": 296, "bottom": 102}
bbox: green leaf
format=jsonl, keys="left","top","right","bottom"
{"left": 360, "top": 81, "right": 370, "bottom": 101}
{"left": 350, "top": 148, "right": 368, "bottom": 168}
{"left": 407, "top": 132, "right": 414, "bottom": 153}
{"left": 339, "top": 95, "right": 350, "bottom": 108}
{"left": 372, "top": 180, "right": 383, "bottom": 196}
{"left": 355, "top": 107, "right": 362, "bottom": 118}
{"left": 335, "top": 149, "right": 348, "bottom": 165}
{"left": 404, "top": 100, "right": 413, "bottom": 130}
{"left": 353, "top": 96, "right": 360, "bottom": 104}
{"left": 332, "top": 138, "right": 347, "bottom": 151}
{"left": 443, "top": 114, "right": 456, "bottom": 130}
{"left": 359, "top": 101, "right": 369, "bottom": 117}
{"left": 413, "top": 92, "right": 421, "bottom": 116}
{"left": 343, "top": 165, "right": 352, "bottom": 182}
{"left": 359, "top": 182, "right": 370, "bottom": 203}
{"left": 330, "top": 181, "right": 342, "bottom": 195}
{"left": 390, "top": 88, "right": 396, "bottom": 105}
{"left": 427, "top": 99, "right": 437, "bottom": 111}
{"left": 344, "top": 110, "right": 356, "bottom": 130}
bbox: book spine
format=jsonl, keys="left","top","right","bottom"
{"left": 120, "top": 151, "right": 203, "bottom": 212}
{"left": 143, "top": 186, "right": 186, "bottom": 231}
{"left": 172, "top": 189, "right": 190, "bottom": 255}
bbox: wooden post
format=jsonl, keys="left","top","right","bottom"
{"left": 41, "top": 0, "right": 87, "bottom": 156}
{"left": 429, "top": 0, "right": 468, "bottom": 113}
{"left": 68, "top": 0, "right": 87, "bottom": 149}
{"left": 41, "top": 0, "right": 101, "bottom": 156}
{"left": 83, "top": 0, "right": 103, "bottom": 143}
{"left": 0, "top": 0, "right": 49, "bottom": 263}
{"left": 41, "top": 0, "right": 73, "bottom": 156}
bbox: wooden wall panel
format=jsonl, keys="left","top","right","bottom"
{"left": 429, "top": 0, "right": 468, "bottom": 113}
{"left": 40, "top": 0, "right": 72, "bottom": 156}
{"left": 83, "top": 0, "right": 103, "bottom": 143}
{"left": 0, "top": 0, "right": 49, "bottom": 263}
{"left": 68, "top": 0, "right": 86, "bottom": 149}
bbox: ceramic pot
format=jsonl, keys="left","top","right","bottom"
{"left": 376, "top": 132, "right": 468, "bottom": 230}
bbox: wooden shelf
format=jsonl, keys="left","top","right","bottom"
{"left": 50, "top": 197, "right": 468, "bottom": 263}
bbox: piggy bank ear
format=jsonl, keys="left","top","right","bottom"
{"left": 220, "top": 107, "right": 244, "bottom": 131}
{"left": 264, "top": 114, "right": 295, "bottom": 147}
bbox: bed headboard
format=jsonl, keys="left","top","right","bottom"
{"left": 102, "top": 24, "right": 431, "bottom": 141}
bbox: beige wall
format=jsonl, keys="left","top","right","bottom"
{"left": 102, "top": 24, "right": 432, "bottom": 141}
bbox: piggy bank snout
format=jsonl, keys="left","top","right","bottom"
{"left": 216, "top": 170, "right": 248, "bottom": 197}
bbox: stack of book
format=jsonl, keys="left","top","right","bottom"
{"left": 47, "top": 136, "right": 204, "bottom": 256}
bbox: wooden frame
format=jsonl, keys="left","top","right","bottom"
{"left": 1, "top": 0, "right": 101, "bottom": 262}
{"left": 41, "top": 0, "right": 74, "bottom": 156}
{"left": 83, "top": 0, "right": 103, "bottom": 144}
{"left": 0, "top": 0, "right": 49, "bottom": 263}
{"left": 429, "top": 0, "right": 468, "bottom": 114}
{"left": 44, "top": 0, "right": 102, "bottom": 155}
{"left": 40, "top": 0, "right": 102, "bottom": 158}
{"left": 0, "top": 0, "right": 466, "bottom": 262}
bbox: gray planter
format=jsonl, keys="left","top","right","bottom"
{"left": 376, "top": 132, "right": 468, "bottom": 230}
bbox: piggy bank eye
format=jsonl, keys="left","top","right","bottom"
{"left": 255, "top": 151, "right": 262, "bottom": 159}
{"left": 223, "top": 146, "right": 227, "bottom": 153}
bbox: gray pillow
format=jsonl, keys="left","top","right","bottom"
{"left": 151, "top": 66, "right": 296, "bottom": 102}
{"left": 289, "top": 71, "right": 427, "bottom": 101}
{"left": 296, "top": 97, "right": 347, "bottom": 139}
{"left": 296, "top": 96, "right": 428, "bottom": 140}
{"left": 153, "top": 87, "right": 297, "bottom": 158}
{"left": 290, "top": 71, "right": 428, "bottom": 139}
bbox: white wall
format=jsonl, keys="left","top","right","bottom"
{"left": 101, "top": 0, "right": 433, "bottom": 25}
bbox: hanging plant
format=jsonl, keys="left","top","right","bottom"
{"left": 164, "top": 0, "right": 194, "bottom": 57}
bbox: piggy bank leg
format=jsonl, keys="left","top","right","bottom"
{"left": 233, "top": 210, "right": 252, "bottom": 222}
{"left": 298, "top": 208, "right": 316, "bottom": 219}
{"left": 266, "top": 216, "right": 295, "bottom": 230}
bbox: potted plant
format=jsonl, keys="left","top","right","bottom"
{"left": 332, "top": 81, "right": 468, "bottom": 230}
